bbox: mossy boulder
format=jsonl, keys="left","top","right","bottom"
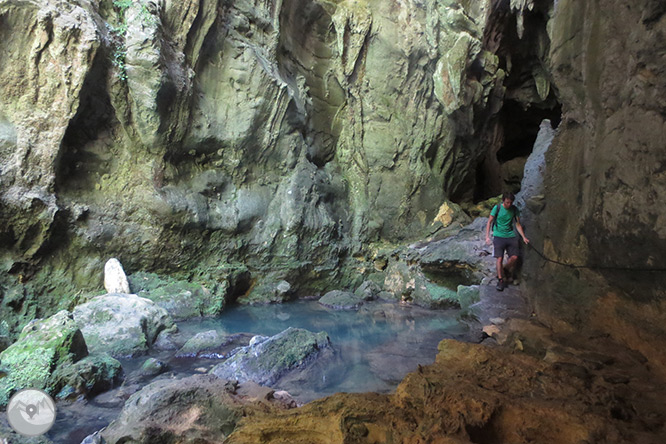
{"left": 210, "top": 327, "right": 331, "bottom": 387}
{"left": 72, "top": 294, "right": 175, "bottom": 357}
{"left": 318, "top": 290, "right": 364, "bottom": 310}
{"left": 354, "top": 280, "right": 381, "bottom": 301}
{"left": 237, "top": 277, "right": 293, "bottom": 305}
{"left": 50, "top": 353, "right": 123, "bottom": 400}
{"left": 0, "top": 311, "right": 120, "bottom": 406}
{"left": 0, "top": 311, "right": 87, "bottom": 405}
{"left": 128, "top": 272, "right": 228, "bottom": 319}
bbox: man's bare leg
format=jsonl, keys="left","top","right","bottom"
{"left": 504, "top": 255, "right": 519, "bottom": 282}
{"left": 496, "top": 257, "right": 504, "bottom": 280}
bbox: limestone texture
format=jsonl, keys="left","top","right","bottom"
{"left": 96, "top": 375, "right": 290, "bottom": 444}
{"left": 521, "top": 0, "right": 666, "bottom": 377}
{"left": 176, "top": 331, "right": 253, "bottom": 359}
{"left": 227, "top": 338, "right": 666, "bottom": 443}
{"left": 0, "top": 0, "right": 513, "bottom": 331}
{"left": 72, "top": 293, "right": 175, "bottom": 357}
{"left": 128, "top": 271, "right": 229, "bottom": 319}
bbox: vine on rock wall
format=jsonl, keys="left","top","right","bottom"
{"left": 109, "top": 0, "right": 158, "bottom": 81}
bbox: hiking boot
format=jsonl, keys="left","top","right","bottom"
{"left": 496, "top": 278, "right": 504, "bottom": 292}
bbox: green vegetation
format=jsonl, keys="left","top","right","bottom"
{"left": 109, "top": 0, "right": 158, "bottom": 81}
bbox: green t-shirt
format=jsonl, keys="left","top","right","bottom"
{"left": 491, "top": 204, "right": 519, "bottom": 238}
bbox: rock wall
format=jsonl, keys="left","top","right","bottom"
{"left": 0, "top": 0, "right": 516, "bottom": 328}
{"left": 524, "top": 0, "right": 666, "bottom": 369}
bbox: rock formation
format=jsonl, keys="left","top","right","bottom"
{"left": 0, "top": 0, "right": 529, "bottom": 330}
{"left": 0, "top": 0, "right": 665, "bottom": 441}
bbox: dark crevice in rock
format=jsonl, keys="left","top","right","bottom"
{"left": 277, "top": 0, "right": 340, "bottom": 168}
{"left": 222, "top": 269, "right": 253, "bottom": 306}
{"left": 55, "top": 49, "right": 117, "bottom": 195}
{"left": 496, "top": 99, "right": 561, "bottom": 163}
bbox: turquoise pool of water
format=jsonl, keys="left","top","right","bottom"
{"left": 40, "top": 300, "right": 468, "bottom": 442}
{"left": 177, "top": 300, "right": 469, "bottom": 400}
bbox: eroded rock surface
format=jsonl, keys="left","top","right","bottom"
{"left": 227, "top": 337, "right": 666, "bottom": 443}
{"left": 72, "top": 294, "right": 174, "bottom": 357}
{"left": 0, "top": 0, "right": 513, "bottom": 332}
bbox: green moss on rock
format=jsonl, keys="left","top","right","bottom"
{"left": 0, "top": 311, "right": 87, "bottom": 405}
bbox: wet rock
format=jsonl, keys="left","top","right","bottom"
{"left": 98, "top": 375, "right": 243, "bottom": 444}
{"left": 238, "top": 277, "right": 293, "bottom": 304}
{"left": 138, "top": 358, "right": 169, "bottom": 377}
{"left": 418, "top": 218, "right": 495, "bottom": 279}
{"left": 72, "top": 294, "right": 175, "bottom": 357}
{"left": 383, "top": 261, "right": 458, "bottom": 309}
{"left": 104, "top": 258, "right": 130, "bottom": 294}
{"left": 456, "top": 285, "right": 481, "bottom": 312}
{"left": 153, "top": 329, "right": 180, "bottom": 351}
{"left": 211, "top": 327, "right": 331, "bottom": 387}
{"left": 176, "top": 331, "right": 253, "bottom": 358}
{"left": 319, "top": 290, "right": 364, "bottom": 310}
{"left": 50, "top": 353, "right": 123, "bottom": 400}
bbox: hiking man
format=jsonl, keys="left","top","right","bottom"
{"left": 485, "top": 192, "right": 530, "bottom": 291}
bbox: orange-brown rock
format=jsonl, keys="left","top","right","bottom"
{"left": 227, "top": 336, "right": 666, "bottom": 444}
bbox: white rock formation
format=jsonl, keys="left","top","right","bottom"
{"left": 104, "top": 258, "right": 130, "bottom": 294}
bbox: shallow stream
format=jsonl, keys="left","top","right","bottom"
{"left": 47, "top": 300, "right": 469, "bottom": 442}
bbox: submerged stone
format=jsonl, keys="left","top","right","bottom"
{"left": 176, "top": 331, "right": 253, "bottom": 358}
{"left": 210, "top": 327, "right": 331, "bottom": 387}
{"left": 319, "top": 290, "right": 364, "bottom": 310}
{"left": 72, "top": 294, "right": 175, "bottom": 357}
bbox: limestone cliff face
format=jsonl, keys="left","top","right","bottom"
{"left": 524, "top": 0, "right": 666, "bottom": 366}
{"left": 0, "top": 0, "right": 510, "bottom": 323}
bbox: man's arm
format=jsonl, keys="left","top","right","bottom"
{"left": 515, "top": 217, "right": 530, "bottom": 244}
{"left": 485, "top": 216, "right": 494, "bottom": 245}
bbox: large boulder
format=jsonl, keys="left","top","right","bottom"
{"left": 72, "top": 294, "right": 175, "bottom": 357}
{"left": 96, "top": 375, "right": 290, "bottom": 444}
{"left": 49, "top": 353, "right": 123, "bottom": 401}
{"left": 211, "top": 327, "right": 332, "bottom": 387}
{"left": 0, "top": 311, "right": 121, "bottom": 406}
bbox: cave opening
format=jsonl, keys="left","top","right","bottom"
{"left": 472, "top": 0, "right": 562, "bottom": 202}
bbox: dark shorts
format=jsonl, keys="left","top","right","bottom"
{"left": 493, "top": 236, "right": 520, "bottom": 258}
